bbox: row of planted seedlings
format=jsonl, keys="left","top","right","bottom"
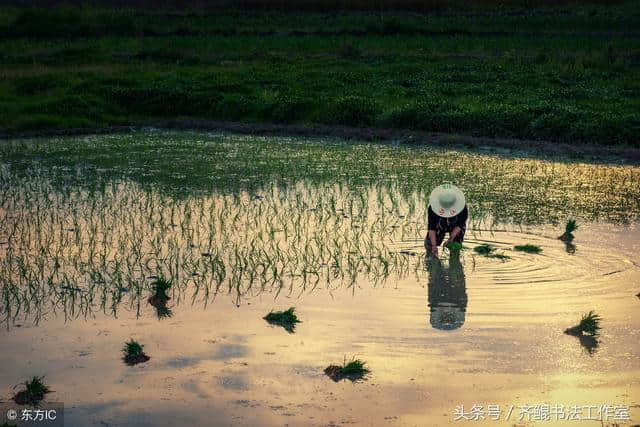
{"left": 1, "top": 176, "right": 434, "bottom": 400}
{"left": 0, "top": 173, "right": 437, "bottom": 326}
{"left": 1, "top": 166, "right": 613, "bottom": 397}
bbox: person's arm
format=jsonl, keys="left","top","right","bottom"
{"left": 447, "top": 226, "right": 462, "bottom": 243}
{"left": 446, "top": 206, "right": 468, "bottom": 244}
{"left": 428, "top": 230, "right": 438, "bottom": 255}
{"left": 427, "top": 207, "right": 439, "bottom": 255}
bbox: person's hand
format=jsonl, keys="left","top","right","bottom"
{"left": 444, "top": 239, "right": 452, "bottom": 248}
{"left": 431, "top": 245, "right": 439, "bottom": 257}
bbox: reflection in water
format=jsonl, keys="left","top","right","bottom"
{"left": 576, "top": 334, "right": 599, "bottom": 355}
{"left": 426, "top": 253, "right": 467, "bottom": 330}
{"left": 148, "top": 295, "right": 173, "bottom": 319}
{"left": 563, "top": 240, "right": 577, "bottom": 254}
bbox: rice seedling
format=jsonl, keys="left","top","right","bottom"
{"left": 122, "top": 339, "right": 150, "bottom": 365}
{"left": 148, "top": 276, "right": 171, "bottom": 304}
{"left": 473, "top": 243, "right": 510, "bottom": 260}
{"left": 514, "top": 244, "right": 542, "bottom": 254}
{"left": 1, "top": 132, "right": 639, "bottom": 325}
{"left": 12, "top": 376, "right": 51, "bottom": 405}
{"left": 559, "top": 219, "right": 578, "bottom": 241}
{"left": 565, "top": 311, "right": 602, "bottom": 337}
{"left": 473, "top": 243, "right": 494, "bottom": 255}
{"left": 324, "top": 356, "right": 370, "bottom": 382}
{"left": 444, "top": 241, "right": 466, "bottom": 251}
{"left": 263, "top": 307, "right": 301, "bottom": 333}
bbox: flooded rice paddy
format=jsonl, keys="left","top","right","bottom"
{"left": 1, "top": 131, "right": 639, "bottom": 426}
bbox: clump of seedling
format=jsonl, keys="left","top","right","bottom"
{"left": 444, "top": 241, "right": 466, "bottom": 251}
{"left": 473, "top": 243, "right": 511, "bottom": 260}
{"left": 565, "top": 311, "right": 602, "bottom": 337}
{"left": 324, "top": 357, "right": 370, "bottom": 382}
{"left": 474, "top": 244, "right": 494, "bottom": 255}
{"left": 514, "top": 244, "right": 542, "bottom": 254}
{"left": 559, "top": 219, "right": 578, "bottom": 242}
{"left": 149, "top": 276, "right": 171, "bottom": 303}
{"left": 148, "top": 276, "right": 172, "bottom": 319}
{"left": 263, "top": 307, "right": 301, "bottom": 333}
{"left": 122, "top": 339, "right": 150, "bottom": 365}
{"left": 12, "top": 376, "right": 51, "bottom": 405}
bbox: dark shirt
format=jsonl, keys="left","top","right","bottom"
{"left": 428, "top": 205, "right": 468, "bottom": 232}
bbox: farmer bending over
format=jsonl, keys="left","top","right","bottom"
{"left": 425, "top": 184, "right": 468, "bottom": 257}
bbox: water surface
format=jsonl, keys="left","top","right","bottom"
{"left": 1, "top": 132, "right": 638, "bottom": 426}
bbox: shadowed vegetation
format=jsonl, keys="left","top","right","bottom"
{"left": 514, "top": 244, "right": 542, "bottom": 253}
{"left": 263, "top": 307, "right": 301, "bottom": 333}
{"left": 0, "top": 3, "right": 639, "bottom": 145}
{"left": 122, "top": 339, "right": 150, "bottom": 365}
{"left": 12, "top": 376, "right": 51, "bottom": 405}
{"left": 325, "top": 357, "right": 370, "bottom": 382}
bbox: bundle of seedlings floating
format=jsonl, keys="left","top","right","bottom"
{"left": 324, "top": 357, "right": 370, "bottom": 382}
{"left": 263, "top": 307, "right": 301, "bottom": 333}
{"left": 473, "top": 243, "right": 510, "bottom": 260}
{"left": 514, "top": 244, "right": 542, "bottom": 254}
{"left": 12, "top": 376, "right": 51, "bottom": 405}
{"left": 148, "top": 276, "right": 172, "bottom": 319}
{"left": 122, "top": 339, "right": 150, "bottom": 365}
{"left": 564, "top": 311, "right": 601, "bottom": 337}
{"left": 559, "top": 219, "right": 578, "bottom": 242}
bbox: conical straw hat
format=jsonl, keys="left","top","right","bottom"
{"left": 429, "top": 183, "right": 466, "bottom": 218}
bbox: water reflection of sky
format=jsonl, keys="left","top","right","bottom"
{"left": 1, "top": 133, "right": 639, "bottom": 425}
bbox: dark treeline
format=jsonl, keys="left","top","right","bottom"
{"left": 2, "top": 0, "right": 630, "bottom": 13}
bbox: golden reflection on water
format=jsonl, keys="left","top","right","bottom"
{"left": 1, "top": 134, "right": 639, "bottom": 425}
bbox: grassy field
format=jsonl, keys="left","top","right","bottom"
{"left": 1, "top": 3, "right": 639, "bottom": 145}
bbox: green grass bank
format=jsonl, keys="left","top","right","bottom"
{"left": 1, "top": 3, "right": 639, "bottom": 146}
